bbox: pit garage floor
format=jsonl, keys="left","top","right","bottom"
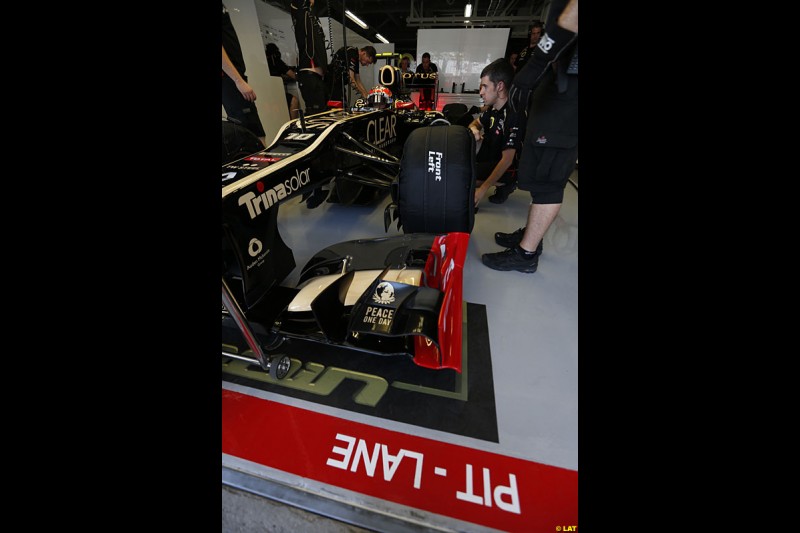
{"left": 222, "top": 169, "right": 578, "bottom": 532}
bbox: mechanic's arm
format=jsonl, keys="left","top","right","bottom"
{"left": 467, "top": 118, "right": 483, "bottom": 143}
{"left": 475, "top": 149, "right": 516, "bottom": 206}
{"left": 222, "top": 45, "right": 257, "bottom": 102}
{"left": 508, "top": 0, "right": 577, "bottom": 112}
{"left": 350, "top": 70, "right": 369, "bottom": 99}
{"left": 558, "top": 0, "right": 578, "bottom": 32}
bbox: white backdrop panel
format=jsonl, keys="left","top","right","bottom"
{"left": 417, "top": 28, "right": 510, "bottom": 94}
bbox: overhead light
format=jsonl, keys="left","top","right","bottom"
{"left": 345, "top": 10, "right": 369, "bottom": 29}
{"left": 375, "top": 33, "right": 390, "bottom": 44}
{"left": 464, "top": 2, "right": 472, "bottom": 18}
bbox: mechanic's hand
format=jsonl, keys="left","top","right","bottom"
{"left": 508, "top": 84, "right": 530, "bottom": 114}
{"left": 235, "top": 79, "right": 257, "bottom": 102}
{"left": 474, "top": 187, "right": 487, "bottom": 207}
{"left": 468, "top": 125, "right": 483, "bottom": 143}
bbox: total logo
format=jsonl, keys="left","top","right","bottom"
{"left": 246, "top": 156, "right": 283, "bottom": 163}
{"left": 238, "top": 167, "right": 311, "bottom": 219}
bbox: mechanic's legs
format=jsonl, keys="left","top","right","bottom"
{"left": 419, "top": 88, "right": 433, "bottom": 110}
{"left": 289, "top": 94, "right": 300, "bottom": 120}
{"left": 521, "top": 201, "right": 560, "bottom": 253}
{"left": 298, "top": 70, "right": 327, "bottom": 116}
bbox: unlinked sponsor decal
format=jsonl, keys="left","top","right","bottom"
{"left": 244, "top": 238, "right": 270, "bottom": 271}
{"left": 238, "top": 167, "right": 311, "bottom": 219}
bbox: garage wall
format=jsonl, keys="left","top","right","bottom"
{"left": 223, "top": 0, "right": 289, "bottom": 145}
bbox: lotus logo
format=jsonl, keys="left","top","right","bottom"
{"left": 372, "top": 282, "right": 395, "bottom": 304}
{"left": 248, "top": 238, "right": 263, "bottom": 257}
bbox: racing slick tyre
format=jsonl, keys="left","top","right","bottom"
{"left": 269, "top": 355, "right": 292, "bottom": 380}
{"left": 394, "top": 124, "right": 476, "bottom": 233}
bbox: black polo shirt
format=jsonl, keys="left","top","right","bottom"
{"left": 477, "top": 102, "right": 525, "bottom": 163}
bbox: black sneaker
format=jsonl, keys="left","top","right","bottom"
{"left": 482, "top": 245, "right": 539, "bottom": 273}
{"left": 488, "top": 184, "right": 516, "bottom": 204}
{"left": 494, "top": 227, "right": 543, "bottom": 255}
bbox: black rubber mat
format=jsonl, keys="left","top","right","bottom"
{"left": 222, "top": 302, "right": 498, "bottom": 442}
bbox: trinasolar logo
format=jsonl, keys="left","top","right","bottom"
{"left": 238, "top": 167, "right": 311, "bottom": 219}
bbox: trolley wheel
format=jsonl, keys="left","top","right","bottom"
{"left": 269, "top": 355, "right": 292, "bottom": 380}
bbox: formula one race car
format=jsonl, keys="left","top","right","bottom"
{"left": 222, "top": 108, "right": 446, "bottom": 205}
{"left": 222, "top": 61, "right": 447, "bottom": 207}
{"left": 222, "top": 76, "right": 469, "bottom": 379}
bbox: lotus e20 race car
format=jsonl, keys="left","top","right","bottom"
{"left": 222, "top": 65, "right": 470, "bottom": 379}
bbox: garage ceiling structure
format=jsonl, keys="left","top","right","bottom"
{"left": 263, "top": 0, "right": 550, "bottom": 57}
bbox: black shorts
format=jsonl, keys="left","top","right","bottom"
{"left": 221, "top": 75, "right": 265, "bottom": 138}
{"left": 297, "top": 70, "right": 327, "bottom": 115}
{"left": 517, "top": 144, "right": 578, "bottom": 204}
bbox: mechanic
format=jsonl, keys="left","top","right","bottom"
{"left": 482, "top": 0, "right": 578, "bottom": 274}
{"left": 328, "top": 45, "right": 377, "bottom": 106}
{"left": 290, "top": 0, "right": 329, "bottom": 116}
{"left": 415, "top": 52, "right": 438, "bottom": 110}
{"left": 301, "top": 44, "right": 375, "bottom": 209}
{"left": 467, "top": 58, "right": 525, "bottom": 207}
{"left": 222, "top": 3, "right": 266, "bottom": 146}
{"left": 265, "top": 43, "right": 300, "bottom": 120}
{"left": 514, "top": 22, "right": 544, "bottom": 72}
